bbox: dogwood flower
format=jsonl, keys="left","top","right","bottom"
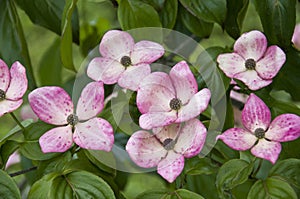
{"left": 126, "top": 119, "right": 207, "bottom": 183}
{"left": 292, "top": 24, "right": 300, "bottom": 50}
{"left": 217, "top": 30, "right": 286, "bottom": 90}
{"left": 217, "top": 93, "right": 300, "bottom": 164}
{"left": 0, "top": 59, "right": 28, "bottom": 117}
{"left": 137, "top": 61, "right": 211, "bottom": 130}
{"left": 87, "top": 30, "right": 165, "bottom": 91}
{"left": 29, "top": 82, "right": 114, "bottom": 153}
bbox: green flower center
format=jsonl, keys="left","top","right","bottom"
{"left": 0, "top": 89, "right": 5, "bottom": 101}
{"left": 163, "top": 138, "right": 175, "bottom": 150}
{"left": 120, "top": 56, "right": 132, "bottom": 67}
{"left": 254, "top": 128, "right": 265, "bottom": 139}
{"left": 245, "top": 58, "right": 256, "bottom": 70}
{"left": 169, "top": 98, "right": 182, "bottom": 110}
{"left": 67, "top": 114, "right": 79, "bottom": 126}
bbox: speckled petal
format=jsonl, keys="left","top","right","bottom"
{"left": 0, "top": 99, "right": 23, "bottom": 117}
{"left": 39, "top": 126, "right": 73, "bottom": 153}
{"left": 29, "top": 87, "right": 73, "bottom": 125}
{"left": 234, "top": 70, "right": 272, "bottom": 90}
{"left": 216, "top": 128, "right": 257, "bottom": 150}
{"left": 118, "top": 64, "right": 151, "bottom": 91}
{"left": 99, "top": 30, "right": 134, "bottom": 60}
{"left": 73, "top": 118, "right": 114, "bottom": 151}
{"left": 126, "top": 130, "right": 167, "bottom": 168}
{"left": 76, "top": 82, "right": 104, "bottom": 121}
{"left": 131, "top": 40, "right": 164, "bottom": 64}
{"left": 242, "top": 93, "right": 271, "bottom": 133}
{"left": 169, "top": 61, "right": 198, "bottom": 104}
{"left": 5, "top": 62, "right": 28, "bottom": 100}
{"left": 256, "top": 46, "right": 286, "bottom": 79}
{"left": 234, "top": 30, "right": 267, "bottom": 60}
{"left": 87, "top": 57, "right": 125, "bottom": 84}
{"left": 292, "top": 24, "right": 300, "bottom": 50}
{"left": 153, "top": 123, "right": 180, "bottom": 143}
{"left": 139, "top": 111, "right": 177, "bottom": 130}
{"left": 265, "top": 114, "right": 300, "bottom": 142}
{"left": 251, "top": 139, "right": 281, "bottom": 164}
{"left": 157, "top": 151, "right": 184, "bottom": 183}
{"left": 174, "top": 119, "right": 207, "bottom": 158}
{"left": 0, "top": 59, "right": 10, "bottom": 91}
{"left": 177, "top": 88, "right": 211, "bottom": 123}
{"left": 217, "top": 53, "right": 246, "bottom": 78}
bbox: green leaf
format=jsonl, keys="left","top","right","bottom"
{"left": 136, "top": 189, "right": 205, "bottom": 199}
{"left": 247, "top": 177, "right": 297, "bottom": 199}
{"left": 136, "top": 189, "right": 170, "bottom": 199}
{"left": 0, "top": 140, "right": 19, "bottom": 169}
{"left": 118, "top": 0, "right": 162, "bottom": 30}
{"left": 254, "top": 0, "right": 296, "bottom": 48}
{"left": 172, "top": 189, "right": 205, "bottom": 199}
{"left": 0, "top": 170, "right": 21, "bottom": 199}
{"left": 179, "top": 0, "right": 227, "bottom": 26}
{"left": 184, "top": 157, "right": 218, "bottom": 175}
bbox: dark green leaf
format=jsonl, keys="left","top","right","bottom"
{"left": 136, "top": 189, "right": 169, "bottom": 199}
{"left": 0, "top": 140, "right": 19, "bottom": 169}
{"left": 184, "top": 157, "right": 218, "bottom": 175}
{"left": 0, "top": 169, "right": 21, "bottom": 199}
{"left": 172, "top": 189, "right": 205, "bottom": 199}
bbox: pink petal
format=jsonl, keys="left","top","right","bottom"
{"left": 157, "top": 151, "right": 184, "bottom": 183}
{"left": 87, "top": 57, "right": 125, "bottom": 84}
{"left": 99, "top": 30, "right": 134, "bottom": 60}
{"left": 233, "top": 70, "right": 272, "bottom": 90}
{"left": 20, "top": 104, "right": 39, "bottom": 121}
{"left": 137, "top": 72, "right": 175, "bottom": 114}
{"left": 174, "top": 119, "right": 207, "bottom": 158}
{"left": 242, "top": 93, "right": 271, "bottom": 132}
{"left": 169, "top": 61, "right": 198, "bottom": 104}
{"left": 177, "top": 88, "right": 211, "bottom": 123}
{"left": 118, "top": 64, "right": 151, "bottom": 91}
{"left": 250, "top": 139, "right": 281, "bottom": 164}
{"left": 0, "top": 99, "right": 23, "bottom": 117}
{"left": 265, "top": 114, "right": 300, "bottom": 142}
{"left": 126, "top": 130, "right": 167, "bottom": 168}
{"left": 234, "top": 30, "right": 267, "bottom": 60}
{"left": 0, "top": 59, "right": 10, "bottom": 91}
{"left": 217, "top": 53, "right": 246, "bottom": 78}
{"left": 76, "top": 82, "right": 104, "bottom": 121}
{"left": 256, "top": 46, "right": 286, "bottom": 79}
{"left": 292, "top": 24, "right": 300, "bottom": 50}
{"left": 28, "top": 87, "right": 73, "bottom": 125}
{"left": 73, "top": 118, "right": 114, "bottom": 151}
{"left": 216, "top": 128, "right": 257, "bottom": 150}
{"left": 39, "top": 126, "right": 73, "bottom": 153}
{"left": 131, "top": 40, "right": 164, "bottom": 64}
{"left": 139, "top": 111, "right": 177, "bottom": 130}
{"left": 5, "top": 62, "right": 28, "bottom": 100}
{"left": 153, "top": 123, "right": 180, "bottom": 143}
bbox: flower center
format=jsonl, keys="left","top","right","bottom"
{"left": 120, "top": 56, "right": 132, "bottom": 67}
{"left": 0, "top": 89, "right": 5, "bottom": 101}
{"left": 254, "top": 128, "right": 265, "bottom": 139}
{"left": 67, "top": 114, "right": 79, "bottom": 126}
{"left": 245, "top": 58, "right": 256, "bottom": 70}
{"left": 163, "top": 138, "right": 175, "bottom": 150}
{"left": 169, "top": 98, "right": 182, "bottom": 110}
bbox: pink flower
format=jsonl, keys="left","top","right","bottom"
{"left": 28, "top": 82, "right": 114, "bottom": 153}
{"left": 20, "top": 104, "right": 38, "bottom": 121}
{"left": 217, "top": 93, "right": 300, "bottom": 164}
{"left": 137, "top": 61, "right": 211, "bottom": 130}
{"left": 217, "top": 30, "right": 286, "bottom": 90}
{"left": 87, "top": 30, "right": 165, "bottom": 91}
{"left": 292, "top": 24, "right": 300, "bottom": 50}
{"left": 126, "top": 119, "right": 207, "bottom": 183}
{"left": 0, "top": 59, "right": 28, "bottom": 117}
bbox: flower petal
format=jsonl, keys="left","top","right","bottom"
{"left": 137, "top": 72, "right": 175, "bottom": 114}
{"left": 5, "top": 62, "right": 28, "bottom": 100}
{"left": 153, "top": 123, "right": 180, "bottom": 143}
{"left": 0, "top": 59, "right": 10, "bottom": 91}
{"left": 157, "top": 151, "right": 184, "bottom": 183}
{"left": 169, "top": 61, "right": 198, "bottom": 104}
{"left": 87, "top": 57, "right": 125, "bottom": 84}
{"left": 217, "top": 53, "right": 246, "bottom": 78}
{"left": 39, "top": 126, "right": 73, "bottom": 153}
{"left": 76, "top": 82, "right": 104, "bottom": 121}
{"left": 234, "top": 30, "right": 267, "bottom": 60}
{"left": 256, "top": 46, "right": 286, "bottom": 79}
{"left": 251, "top": 139, "right": 281, "bottom": 164}
{"left": 139, "top": 111, "right": 177, "bottom": 130}
{"left": 118, "top": 64, "right": 151, "bottom": 91}
{"left": 177, "top": 88, "right": 211, "bottom": 123}
{"left": 216, "top": 128, "right": 257, "bottom": 150}
{"left": 242, "top": 93, "right": 271, "bottom": 132}
{"left": 126, "top": 130, "right": 167, "bottom": 168}
{"left": 29, "top": 87, "right": 73, "bottom": 125}
{"left": 131, "top": 40, "right": 164, "bottom": 64}
{"left": 292, "top": 24, "right": 300, "bottom": 50}
{"left": 73, "top": 118, "right": 114, "bottom": 151}
{"left": 0, "top": 99, "right": 23, "bottom": 117}
{"left": 99, "top": 30, "right": 134, "bottom": 60}
{"left": 234, "top": 70, "right": 272, "bottom": 90}
{"left": 265, "top": 114, "right": 300, "bottom": 142}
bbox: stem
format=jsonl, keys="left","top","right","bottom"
{"left": 9, "top": 166, "right": 37, "bottom": 177}
{"left": 10, "top": 112, "right": 26, "bottom": 132}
